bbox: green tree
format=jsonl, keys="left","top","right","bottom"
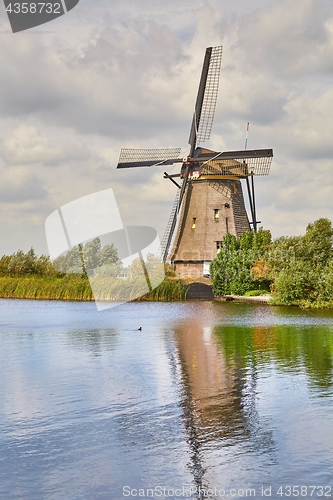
{"left": 303, "top": 218, "right": 333, "bottom": 266}
{"left": 0, "top": 248, "right": 57, "bottom": 276}
{"left": 52, "top": 238, "right": 121, "bottom": 277}
{"left": 272, "top": 261, "right": 317, "bottom": 304}
{"left": 210, "top": 228, "right": 272, "bottom": 296}
{"left": 267, "top": 218, "right": 333, "bottom": 307}
{"left": 82, "top": 238, "right": 101, "bottom": 275}
{"left": 99, "top": 244, "right": 119, "bottom": 266}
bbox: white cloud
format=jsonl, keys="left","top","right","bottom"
{"left": 0, "top": 166, "right": 47, "bottom": 203}
{"left": 1, "top": 124, "right": 88, "bottom": 165}
{"left": 0, "top": 0, "right": 333, "bottom": 254}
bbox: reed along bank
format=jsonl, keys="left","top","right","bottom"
{"left": 0, "top": 275, "right": 187, "bottom": 302}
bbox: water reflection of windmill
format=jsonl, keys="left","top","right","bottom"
{"left": 172, "top": 319, "right": 277, "bottom": 490}
{"left": 117, "top": 46, "right": 273, "bottom": 278}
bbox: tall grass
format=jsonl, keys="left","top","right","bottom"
{"left": 142, "top": 279, "right": 187, "bottom": 301}
{"left": 0, "top": 276, "right": 187, "bottom": 302}
{"left": 0, "top": 276, "right": 93, "bottom": 301}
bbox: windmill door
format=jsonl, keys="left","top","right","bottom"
{"left": 203, "top": 261, "right": 211, "bottom": 277}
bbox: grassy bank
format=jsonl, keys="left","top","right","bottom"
{"left": 0, "top": 276, "right": 93, "bottom": 301}
{"left": 142, "top": 278, "right": 187, "bottom": 301}
{"left": 0, "top": 276, "right": 187, "bottom": 302}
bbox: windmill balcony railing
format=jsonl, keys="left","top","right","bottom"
{"left": 201, "top": 156, "right": 272, "bottom": 177}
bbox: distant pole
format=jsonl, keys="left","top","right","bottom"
{"left": 244, "top": 122, "right": 249, "bottom": 151}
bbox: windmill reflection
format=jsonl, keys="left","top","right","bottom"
{"left": 172, "top": 321, "right": 276, "bottom": 493}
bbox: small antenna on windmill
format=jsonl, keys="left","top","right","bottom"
{"left": 244, "top": 122, "right": 250, "bottom": 151}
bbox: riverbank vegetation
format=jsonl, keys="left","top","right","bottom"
{"left": 0, "top": 274, "right": 186, "bottom": 302}
{"left": 2, "top": 218, "right": 332, "bottom": 307}
{"left": 0, "top": 243, "right": 187, "bottom": 302}
{"left": 0, "top": 275, "right": 93, "bottom": 301}
{"left": 211, "top": 218, "right": 333, "bottom": 308}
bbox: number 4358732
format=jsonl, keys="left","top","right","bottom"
{"left": 276, "top": 485, "right": 332, "bottom": 496}
{"left": 5, "top": 3, "right": 61, "bottom": 14}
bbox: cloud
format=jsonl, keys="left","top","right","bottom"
{"left": 0, "top": 17, "right": 189, "bottom": 139}
{"left": 0, "top": 0, "right": 333, "bottom": 254}
{"left": 0, "top": 124, "right": 88, "bottom": 165}
{"left": 0, "top": 166, "right": 47, "bottom": 203}
{"left": 235, "top": 0, "right": 331, "bottom": 79}
{"left": 280, "top": 90, "right": 333, "bottom": 159}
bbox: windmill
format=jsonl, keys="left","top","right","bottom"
{"left": 117, "top": 46, "right": 273, "bottom": 278}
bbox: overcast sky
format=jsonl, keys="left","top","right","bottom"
{"left": 0, "top": 0, "right": 333, "bottom": 255}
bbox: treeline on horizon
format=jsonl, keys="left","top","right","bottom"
{"left": 0, "top": 247, "right": 57, "bottom": 277}
{"left": 210, "top": 217, "right": 333, "bottom": 308}
{"left": 0, "top": 239, "right": 186, "bottom": 302}
{"left": 1, "top": 218, "right": 333, "bottom": 307}
{"left": 0, "top": 238, "right": 121, "bottom": 278}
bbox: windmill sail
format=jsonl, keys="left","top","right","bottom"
{"left": 117, "top": 148, "right": 182, "bottom": 168}
{"left": 196, "top": 148, "right": 273, "bottom": 176}
{"left": 188, "top": 46, "right": 223, "bottom": 153}
{"left": 160, "top": 47, "right": 224, "bottom": 262}
{"left": 160, "top": 188, "right": 181, "bottom": 261}
{"left": 161, "top": 171, "right": 189, "bottom": 262}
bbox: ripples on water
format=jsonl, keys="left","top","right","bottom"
{"left": 0, "top": 299, "right": 333, "bottom": 499}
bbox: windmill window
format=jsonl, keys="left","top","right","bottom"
{"left": 216, "top": 241, "right": 222, "bottom": 253}
{"left": 214, "top": 209, "right": 220, "bottom": 221}
{"left": 191, "top": 218, "right": 196, "bottom": 229}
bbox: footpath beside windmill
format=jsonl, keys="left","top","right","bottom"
{"left": 117, "top": 46, "right": 273, "bottom": 279}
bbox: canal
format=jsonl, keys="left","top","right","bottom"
{"left": 0, "top": 299, "right": 333, "bottom": 499}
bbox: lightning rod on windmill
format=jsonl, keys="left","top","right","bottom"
{"left": 245, "top": 122, "right": 249, "bottom": 151}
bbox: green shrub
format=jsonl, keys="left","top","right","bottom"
{"left": 244, "top": 289, "right": 270, "bottom": 297}
{"left": 210, "top": 228, "right": 272, "bottom": 296}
